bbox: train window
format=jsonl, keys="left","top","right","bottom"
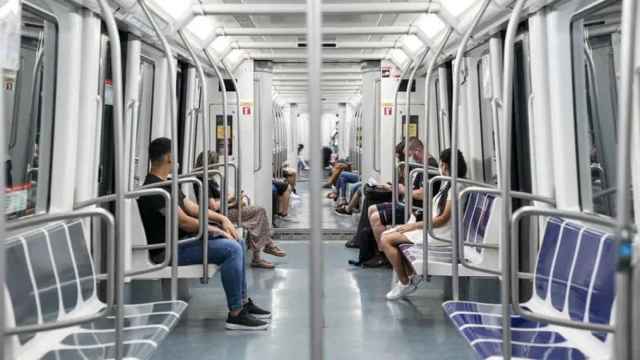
{"left": 477, "top": 53, "right": 498, "bottom": 184}
{"left": 3, "top": 7, "right": 57, "bottom": 219}
{"left": 571, "top": 1, "right": 626, "bottom": 217}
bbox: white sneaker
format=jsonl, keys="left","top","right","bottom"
{"left": 385, "top": 281, "right": 417, "bottom": 301}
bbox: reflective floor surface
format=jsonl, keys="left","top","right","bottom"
{"left": 149, "top": 242, "right": 476, "bottom": 360}
{"left": 274, "top": 181, "right": 357, "bottom": 230}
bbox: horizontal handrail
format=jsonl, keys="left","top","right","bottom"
{"left": 5, "top": 208, "right": 115, "bottom": 335}
{"left": 511, "top": 206, "right": 617, "bottom": 333}
{"left": 121, "top": 188, "right": 172, "bottom": 277}
{"left": 426, "top": 176, "right": 496, "bottom": 244}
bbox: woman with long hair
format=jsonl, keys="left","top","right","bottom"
{"left": 380, "top": 148, "right": 468, "bottom": 300}
{"left": 195, "top": 151, "right": 287, "bottom": 269}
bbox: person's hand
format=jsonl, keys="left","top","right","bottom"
{"left": 396, "top": 224, "right": 412, "bottom": 233}
{"left": 222, "top": 217, "right": 239, "bottom": 239}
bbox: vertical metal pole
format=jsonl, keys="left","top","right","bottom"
{"left": 221, "top": 62, "right": 243, "bottom": 227}
{"left": 615, "top": 0, "right": 637, "bottom": 358}
{"left": 499, "top": 0, "right": 527, "bottom": 358}
{"left": 422, "top": 27, "right": 453, "bottom": 279}
{"left": 0, "top": 6, "right": 10, "bottom": 356}
{"left": 392, "top": 64, "right": 413, "bottom": 227}
{"left": 178, "top": 31, "right": 211, "bottom": 288}
{"left": 307, "top": 0, "right": 324, "bottom": 359}
{"left": 404, "top": 48, "right": 429, "bottom": 222}
{"left": 96, "top": 1, "right": 125, "bottom": 358}
{"left": 203, "top": 50, "right": 230, "bottom": 283}
{"left": 204, "top": 50, "right": 230, "bottom": 217}
{"left": 450, "top": 0, "right": 492, "bottom": 303}
{"left": 138, "top": 0, "right": 180, "bottom": 297}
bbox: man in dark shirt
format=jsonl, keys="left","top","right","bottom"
{"left": 137, "top": 137, "right": 270, "bottom": 330}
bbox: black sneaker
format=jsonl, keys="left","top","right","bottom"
{"left": 334, "top": 207, "right": 352, "bottom": 217}
{"left": 225, "top": 308, "right": 269, "bottom": 330}
{"left": 244, "top": 298, "right": 272, "bottom": 320}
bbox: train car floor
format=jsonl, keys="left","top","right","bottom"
{"left": 274, "top": 181, "right": 356, "bottom": 231}
{"left": 150, "top": 242, "right": 475, "bottom": 360}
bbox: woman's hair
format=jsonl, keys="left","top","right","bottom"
{"left": 436, "top": 148, "right": 467, "bottom": 215}
{"left": 195, "top": 150, "right": 219, "bottom": 169}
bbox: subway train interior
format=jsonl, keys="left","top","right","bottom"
{"left": 1, "top": 0, "right": 640, "bottom": 359}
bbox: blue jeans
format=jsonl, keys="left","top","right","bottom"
{"left": 336, "top": 171, "right": 360, "bottom": 200}
{"left": 177, "top": 236, "right": 247, "bottom": 311}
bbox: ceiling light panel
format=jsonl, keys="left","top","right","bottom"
{"left": 149, "top": 0, "right": 194, "bottom": 21}
{"left": 186, "top": 16, "right": 216, "bottom": 42}
{"left": 415, "top": 13, "right": 445, "bottom": 39}
{"left": 441, "top": 0, "right": 478, "bottom": 17}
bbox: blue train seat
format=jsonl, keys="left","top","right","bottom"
{"left": 5, "top": 221, "right": 187, "bottom": 360}
{"left": 443, "top": 217, "right": 616, "bottom": 359}
{"left": 399, "top": 192, "right": 501, "bottom": 277}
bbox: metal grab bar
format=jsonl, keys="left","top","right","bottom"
{"left": 178, "top": 30, "right": 214, "bottom": 284}
{"left": 391, "top": 63, "right": 413, "bottom": 227}
{"left": 96, "top": 1, "right": 126, "bottom": 357}
{"left": 139, "top": 177, "right": 206, "bottom": 243}
{"left": 614, "top": 1, "right": 638, "bottom": 358}
{"left": 254, "top": 79, "right": 263, "bottom": 172}
{"left": 426, "top": 176, "right": 496, "bottom": 245}
{"left": 498, "top": 0, "right": 528, "bottom": 357}
{"left": 5, "top": 208, "right": 115, "bottom": 335}
{"left": 422, "top": 26, "right": 454, "bottom": 280}
{"left": 449, "top": 0, "right": 493, "bottom": 302}
{"left": 221, "top": 61, "right": 242, "bottom": 227}
{"left": 452, "top": 186, "right": 554, "bottom": 277}
{"left": 510, "top": 206, "right": 618, "bottom": 333}
{"left": 139, "top": 0, "right": 182, "bottom": 305}
{"left": 404, "top": 47, "right": 430, "bottom": 223}
{"left": 203, "top": 49, "right": 230, "bottom": 219}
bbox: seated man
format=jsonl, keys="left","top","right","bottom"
{"left": 137, "top": 137, "right": 270, "bottom": 330}
{"left": 365, "top": 137, "right": 437, "bottom": 267}
{"left": 381, "top": 148, "right": 467, "bottom": 300}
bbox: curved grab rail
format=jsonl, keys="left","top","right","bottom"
{"left": 178, "top": 30, "right": 215, "bottom": 283}
{"left": 421, "top": 27, "right": 454, "bottom": 279}
{"left": 497, "top": 1, "right": 531, "bottom": 356}
{"left": 448, "top": 0, "right": 493, "bottom": 301}
{"left": 391, "top": 63, "right": 413, "bottom": 227}
{"left": 138, "top": 0, "right": 182, "bottom": 307}
{"left": 404, "top": 47, "right": 430, "bottom": 223}
{"left": 5, "top": 208, "right": 115, "bottom": 335}
{"left": 221, "top": 61, "right": 243, "bottom": 227}
{"left": 203, "top": 49, "right": 230, "bottom": 218}
{"left": 510, "top": 206, "right": 617, "bottom": 333}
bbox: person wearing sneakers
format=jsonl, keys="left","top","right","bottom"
{"left": 138, "top": 138, "right": 271, "bottom": 330}
{"left": 381, "top": 148, "right": 467, "bottom": 300}
{"left": 195, "top": 151, "right": 287, "bottom": 269}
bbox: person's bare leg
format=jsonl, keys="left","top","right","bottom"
{"left": 370, "top": 211, "right": 386, "bottom": 251}
{"left": 347, "top": 191, "right": 361, "bottom": 212}
{"left": 381, "top": 232, "right": 411, "bottom": 284}
{"left": 279, "top": 188, "right": 291, "bottom": 215}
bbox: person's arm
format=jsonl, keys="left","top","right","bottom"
{"left": 411, "top": 187, "right": 424, "bottom": 200}
{"left": 184, "top": 198, "right": 239, "bottom": 239}
{"left": 432, "top": 199, "right": 453, "bottom": 228}
{"left": 176, "top": 206, "right": 200, "bottom": 234}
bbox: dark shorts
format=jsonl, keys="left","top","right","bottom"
{"left": 375, "top": 202, "right": 406, "bottom": 226}
{"left": 272, "top": 180, "right": 288, "bottom": 195}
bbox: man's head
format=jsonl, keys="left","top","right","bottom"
{"left": 149, "top": 137, "right": 173, "bottom": 175}
{"left": 407, "top": 137, "right": 424, "bottom": 162}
